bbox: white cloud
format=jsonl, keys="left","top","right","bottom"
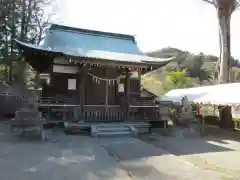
{"left": 55, "top": 0, "right": 240, "bottom": 59}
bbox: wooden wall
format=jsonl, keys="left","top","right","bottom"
{"left": 85, "top": 67, "right": 119, "bottom": 105}
{"left": 50, "top": 73, "right": 78, "bottom": 98}
{"left": 41, "top": 62, "right": 142, "bottom": 106}
{"left": 85, "top": 68, "right": 106, "bottom": 105}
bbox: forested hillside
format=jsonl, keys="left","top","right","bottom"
{"left": 0, "top": 0, "right": 57, "bottom": 87}
{"left": 142, "top": 47, "right": 240, "bottom": 96}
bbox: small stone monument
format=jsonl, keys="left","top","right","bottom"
{"left": 179, "top": 96, "right": 192, "bottom": 126}
{"left": 10, "top": 88, "right": 45, "bottom": 141}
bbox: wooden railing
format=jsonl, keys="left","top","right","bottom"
{"left": 129, "top": 106, "right": 161, "bottom": 121}
{"left": 39, "top": 97, "right": 78, "bottom": 122}
{"left": 128, "top": 96, "right": 161, "bottom": 121}
{"left": 40, "top": 96, "right": 77, "bottom": 105}
{"left": 78, "top": 105, "right": 124, "bottom": 122}
{"left": 130, "top": 97, "right": 156, "bottom": 107}
{"left": 39, "top": 97, "right": 163, "bottom": 122}
{"left": 42, "top": 106, "right": 162, "bottom": 122}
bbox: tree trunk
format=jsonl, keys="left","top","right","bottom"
{"left": 218, "top": 13, "right": 233, "bottom": 129}
{"left": 3, "top": 18, "right": 9, "bottom": 81}
{"left": 20, "top": 0, "right": 26, "bottom": 40}
{"left": 218, "top": 105, "right": 233, "bottom": 128}
{"left": 9, "top": 0, "right": 16, "bottom": 83}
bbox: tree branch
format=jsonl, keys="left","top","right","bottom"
{"left": 236, "top": 0, "right": 240, "bottom": 9}
{"left": 202, "top": 0, "right": 216, "bottom": 6}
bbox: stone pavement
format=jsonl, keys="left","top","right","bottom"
{"left": 98, "top": 137, "right": 222, "bottom": 180}
{"left": 0, "top": 130, "right": 132, "bottom": 180}
{"left": 0, "top": 121, "right": 226, "bottom": 180}
{"left": 141, "top": 134, "right": 240, "bottom": 179}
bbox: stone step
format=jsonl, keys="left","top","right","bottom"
{"left": 92, "top": 124, "right": 136, "bottom": 137}
{"left": 95, "top": 131, "right": 132, "bottom": 136}
{"left": 96, "top": 127, "right": 130, "bottom": 131}
{"left": 96, "top": 124, "right": 129, "bottom": 128}
{"left": 97, "top": 129, "right": 131, "bottom": 134}
{"left": 96, "top": 129, "right": 131, "bottom": 133}
{"left": 63, "top": 122, "right": 144, "bottom": 137}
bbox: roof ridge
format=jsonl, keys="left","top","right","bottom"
{"left": 50, "top": 23, "right": 136, "bottom": 42}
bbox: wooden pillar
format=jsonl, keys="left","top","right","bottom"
{"left": 79, "top": 66, "right": 86, "bottom": 118}
{"left": 105, "top": 68, "right": 109, "bottom": 113}
{"left": 34, "top": 71, "right": 40, "bottom": 107}
{"left": 124, "top": 68, "right": 130, "bottom": 120}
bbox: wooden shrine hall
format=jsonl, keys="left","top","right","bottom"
{"left": 15, "top": 24, "right": 173, "bottom": 124}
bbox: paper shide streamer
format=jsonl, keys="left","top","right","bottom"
{"left": 88, "top": 73, "right": 121, "bottom": 85}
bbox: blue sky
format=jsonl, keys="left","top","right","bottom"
{"left": 52, "top": 0, "right": 240, "bottom": 59}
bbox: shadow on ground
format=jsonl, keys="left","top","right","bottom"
{"left": 143, "top": 125, "right": 239, "bottom": 156}
{"left": 97, "top": 136, "right": 170, "bottom": 160}
{"left": 0, "top": 122, "right": 133, "bottom": 180}
{"left": 97, "top": 136, "right": 222, "bottom": 180}
{"left": 0, "top": 120, "right": 227, "bottom": 180}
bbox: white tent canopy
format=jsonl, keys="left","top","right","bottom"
{"left": 160, "top": 83, "right": 240, "bottom": 105}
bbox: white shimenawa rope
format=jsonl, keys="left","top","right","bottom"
{"left": 88, "top": 72, "right": 121, "bottom": 85}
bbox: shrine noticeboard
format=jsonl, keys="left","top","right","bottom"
{"left": 68, "top": 79, "right": 76, "bottom": 90}
{"left": 118, "top": 83, "right": 124, "bottom": 92}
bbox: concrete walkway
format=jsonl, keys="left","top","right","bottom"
{"left": 0, "top": 121, "right": 226, "bottom": 180}
{"left": 98, "top": 137, "right": 222, "bottom": 180}
{"left": 141, "top": 133, "right": 240, "bottom": 179}
{"left": 0, "top": 130, "right": 132, "bottom": 180}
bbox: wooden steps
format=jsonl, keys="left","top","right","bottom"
{"left": 91, "top": 124, "right": 135, "bottom": 137}
{"left": 64, "top": 122, "right": 151, "bottom": 137}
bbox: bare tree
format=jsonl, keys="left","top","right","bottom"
{"left": 203, "top": 0, "right": 240, "bottom": 128}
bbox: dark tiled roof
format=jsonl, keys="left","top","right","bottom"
{"left": 50, "top": 24, "right": 136, "bottom": 42}
{"left": 15, "top": 23, "right": 174, "bottom": 66}
{"left": 39, "top": 24, "right": 144, "bottom": 55}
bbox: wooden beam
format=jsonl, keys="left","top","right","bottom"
{"left": 53, "top": 63, "right": 79, "bottom": 67}
{"left": 124, "top": 68, "right": 130, "bottom": 120}
{"left": 67, "top": 56, "right": 149, "bottom": 69}
{"left": 79, "top": 66, "right": 86, "bottom": 118}
{"left": 105, "top": 68, "right": 109, "bottom": 113}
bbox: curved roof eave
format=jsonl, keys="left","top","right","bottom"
{"left": 14, "top": 39, "right": 174, "bottom": 69}
{"left": 14, "top": 39, "right": 61, "bottom": 55}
